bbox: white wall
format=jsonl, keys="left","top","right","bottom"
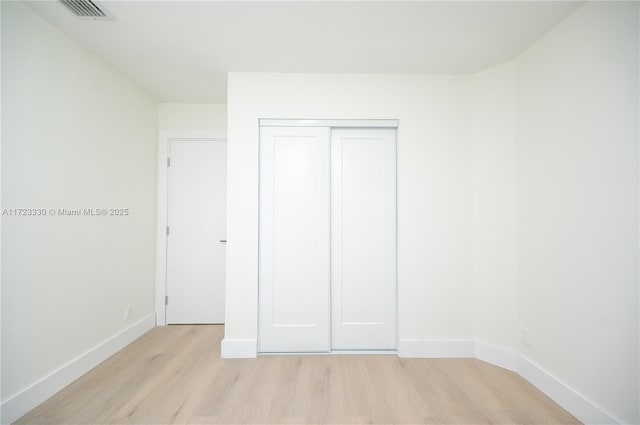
{"left": 225, "top": 73, "right": 473, "bottom": 347}
{"left": 469, "top": 3, "right": 639, "bottom": 421}
{"left": 515, "top": 2, "right": 639, "bottom": 423}
{"left": 158, "top": 103, "right": 227, "bottom": 132}
{"left": 1, "top": 0, "right": 157, "bottom": 411}
{"left": 0, "top": 1, "right": 3, "bottom": 423}
{"left": 469, "top": 62, "right": 518, "bottom": 352}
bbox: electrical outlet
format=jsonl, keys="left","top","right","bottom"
{"left": 520, "top": 327, "right": 530, "bottom": 346}
{"left": 124, "top": 305, "right": 133, "bottom": 321}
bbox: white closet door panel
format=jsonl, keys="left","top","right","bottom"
{"left": 259, "top": 126, "right": 330, "bottom": 353}
{"left": 331, "top": 128, "right": 397, "bottom": 350}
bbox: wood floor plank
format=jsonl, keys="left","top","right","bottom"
{"left": 16, "top": 325, "right": 581, "bottom": 425}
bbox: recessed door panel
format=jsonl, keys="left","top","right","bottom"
{"left": 331, "top": 128, "right": 397, "bottom": 350}
{"left": 259, "top": 126, "right": 330, "bottom": 352}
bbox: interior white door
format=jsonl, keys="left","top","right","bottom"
{"left": 259, "top": 126, "right": 330, "bottom": 352}
{"left": 166, "top": 139, "right": 226, "bottom": 324}
{"left": 331, "top": 128, "right": 397, "bottom": 350}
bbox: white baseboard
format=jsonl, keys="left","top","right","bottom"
{"left": 396, "top": 338, "right": 619, "bottom": 424}
{"left": 1, "top": 314, "right": 155, "bottom": 424}
{"left": 474, "top": 340, "right": 518, "bottom": 371}
{"left": 517, "top": 355, "right": 620, "bottom": 425}
{"left": 221, "top": 338, "right": 257, "bottom": 358}
{"left": 398, "top": 338, "right": 475, "bottom": 358}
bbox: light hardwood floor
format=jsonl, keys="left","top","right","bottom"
{"left": 17, "top": 325, "right": 580, "bottom": 425}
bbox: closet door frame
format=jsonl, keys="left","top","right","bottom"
{"left": 260, "top": 119, "right": 398, "bottom": 128}
{"left": 258, "top": 119, "right": 398, "bottom": 354}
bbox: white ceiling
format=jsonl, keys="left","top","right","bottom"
{"left": 26, "top": 1, "right": 583, "bottom": 103}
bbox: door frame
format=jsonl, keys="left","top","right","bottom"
{"left": 257, "top": 120, "right": 399, "bottom": 353}
{"left": 155, "top": 131, "right": 227, "bottom": 326}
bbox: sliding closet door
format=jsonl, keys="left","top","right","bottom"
{"left": 259, "top": 126, "right": 330, "bottom": 352}
{"left": 331, "top": 128, "right": 397, "bottom": 350}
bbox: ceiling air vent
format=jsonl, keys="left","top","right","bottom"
{"left": 59, "top": 0, "right": 115, "bottom": 20}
